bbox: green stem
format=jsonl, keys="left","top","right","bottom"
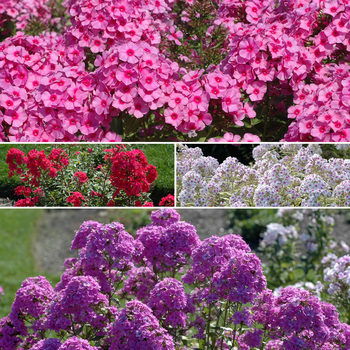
{"left": 206, "top": 303, "right": 212, "bottom": 350}
{"left": 142, "top": 117, "right": 149, "bottom": 141}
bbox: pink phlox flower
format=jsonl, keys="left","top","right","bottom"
{"left": 140, "top": 52, "right": 160, "bottom": 69}
{"left": 188, "top": 89, "right": 209, "bottom": 112}
{"left": 50, "top": 76, "right": 71, "bottom": 92}
{"left": 13, "top": 65, "right": 28, "bottom": 86}
{"left": 310, "top": 121, "right": 331, "bottom": 140}
{"left": 80, "top": 113, "right": 100, "bottom": 135}
{"left": 101, "top": 131, "right": 122, "bottom": 142}
{"left": 238, "top": 37, "right": 259, "bottom": 61}
{"left": 115, "top": 63, "right": 139, "bottom": 85}
{"left": 91, "top": 12, "right": 110, "bottom": 30}
{"left": 7, "top": 85, "right": 27, "bottom": 101}
{"left": 323, "top": 0, "right": 345, "bottom": 16}
{"left": 241, "top": 133, "right": 261, "bottom": 142}
{"left": 41, "top": 90, "right": 62, "bottom": 108}
{"left": 164, "top": 107, "right": 184, "bottom": 127}
{"left": 246, "top": 81, "right": 267, "bottom": 101}
{"left": 62, "top": 113, "right": 82, "bottom": 134}
{"left": 138, "top": 86, "right": 162, "bottom": 103}
{"left": 139, "top": 68, "right": 159, "bottom": 91}
{"left": 5, "top": 46, "right": 26, "bottom": 64}
{"left": 242, "top": 102, "right": 256, "bottom": 119}
{"left": 332, "top": 128, "right": 350, "bottom": 141}
{"left": 110, "top": 0, "right": 133, "bottom": 18}
{"left": 230, "top": 109, "right": 245, "bottom": 126}
{"left": 115, "top": 83, "right": 138, "bottom": 103}
{"left": 256, "top": 66, "right": 276, "bottom": 82}
{"left": 119, "top": 42, "right": 143, "bottom": 64}
{"left": 90, "top": 38, "right": 106, "bottom": 53}
{"left": 153, "top": 0, "right": 170, "bottom": 14}
{"left": 324, "top": 23, "right": 346, "bottom": 44}
{"left": 168, "top": 26, "right": 183, "bottom": 45}
{"left": 92, "top": 91, "right": 112, "bottom": 115}
{"left": 233, "top": 64, "right": 254, "bottom": 83}
{"left": 168, "top": 92, "right": 188, "bottom": 110}
{"left": 124, "top": 23, "right": 143, "bottom": 42}
{"left": 128, "top": 97, "right": 150, "bottom": 118}
{"left": 222, "top": 89, "right": 240, "bottom": 113}
{"left": 3, "top": 106, "right": 27, "bottom": 127}
{"left": 45, "top": 119, "right": 64, "bottom": 139}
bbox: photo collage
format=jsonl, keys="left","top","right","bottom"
{"left": 0, "top": 0, "right": 350, "bottom": 349}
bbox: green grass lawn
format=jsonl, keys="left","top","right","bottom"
{"left": 135, "top": 144, "right": 175, "bottom": 204}
{"left": 0, "top": 210, "right": 60, "bottom": 318}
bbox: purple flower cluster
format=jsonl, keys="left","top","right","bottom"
{"left": 136, "top": 218, "right": 201, "bottom": 274}
{"left": 46, "top": 276, "right": 109, "bottom": 333}
{"left": 253, "top": 287, "right": 350, "bottom": 349}
{"left": 107, "top": 300, "right": 175, "bottom": 350}
{"left": 1, "top": 209, "right": 349, "bottom": 350}
{"left": 149, "top": 278, "right": 188, "bottom": 329}
{"left": 10, "top": 276, "right": 54, "bottom": 335}
{"left": 61, "top": 221, "right": 144, "bottom": 293}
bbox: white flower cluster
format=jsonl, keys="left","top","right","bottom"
{"left": 260, "top": 223, "right": 298, "bottom": 247}
{"left": 321, "top": 254, "right": 350, "bottom": 298}
{"left": 177, "top": 144, "right": 350, "bottom": 207}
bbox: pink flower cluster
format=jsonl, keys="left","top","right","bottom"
{"left": 1, "top": 0, "right": 350, "bottom": 140}
{"left": 0, "top": 0, "right": 55, "bottom": 31}
{"left": 63, "top": 0, "right": 175, "bottom": 52}
{"left": 0, "top": 33, "right": 122, "bottom": 141}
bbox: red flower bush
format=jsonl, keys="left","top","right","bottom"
{"left": 107, "top": 149, "right": 158, "bottom": 197}
{"left": 6, "top": 145, "right": 173, "bottom": 207}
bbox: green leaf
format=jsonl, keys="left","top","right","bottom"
{"left": 250, "top": 118, "right": 263, "bottom": 126}
{"left": 124, "top": 117, "right": 142, "bottom": 137}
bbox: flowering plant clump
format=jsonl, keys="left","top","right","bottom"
{"left": 5, "top": 145, "right": 174, "bottom": 207}
{"left": 1, "top": 209, "right": 350, "bottom": 350}
{"left": 2, "top": 0, "right": 350, "bottom": 141}
{"left": 177, "top": 144, "right": 350, "bottom": 207}
{"left": 257, "top": 209, "right": 341, "bottom": 289}
{"left": 315, "top": 252, "right": 350, "bottom": 323}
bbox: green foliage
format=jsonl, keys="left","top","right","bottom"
{"left": 227, "top": 209, "right": 278, "bottom": 243}
{"left": 321, "top": 144, "right": 350, "bottom": 159}
{"left": 165, "top": 0, "right": 229, "bottom": 70}
{"left": 134, "top": 144, "right": 175, "bottom": 203}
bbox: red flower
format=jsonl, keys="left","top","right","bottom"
{"left": 74, "top": 171, "right": 89, "bottom": 183}
{"left": 66, "top": 192, "right": 86, "bottom": 207}
{"left": 159, "top": 194, "right": 175, "bottom": 207}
